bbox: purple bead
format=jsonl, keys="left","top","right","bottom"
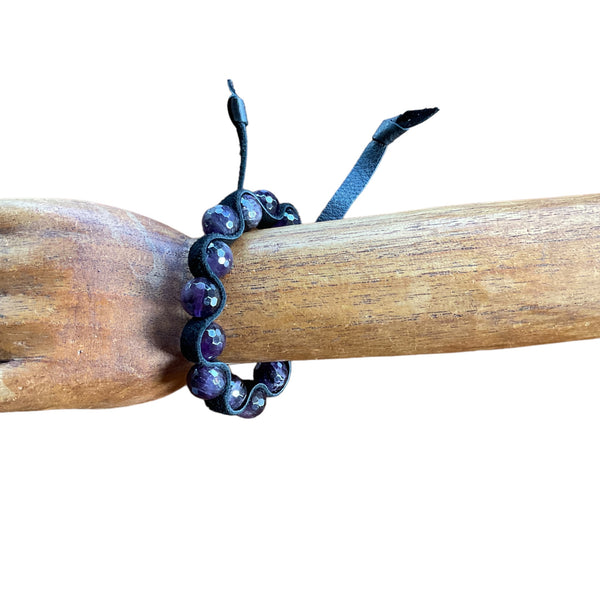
{"left": 240, "top": 193, "right": 263, "bottom": 229}
{"left": 200, "top": 323, "right": 226, "bottom": 361}
{"left": 180, "top": 277, "right": 221, "bottom": 318}
{"left": 202, "top": 204, "right": 240, "bottom": 235}
{"left": 225, "top": 375, "right": 248, "bottom": 411}
{"left": 239, "top": 388, "right": 267, "bottom": 419}
{"left": 254, "top": 190, "right": 279, "bottom": 214}
{"left": 273, "top": 210, "right": 301, "bottom": 227}
{"left": 187, "top": 364, "right": 227, "bottom": 400}
{"left": 253, "top": 361, "right": 289, "bottom": 394}
{"left": 206, "top": 240, "right": 233, "bottom": 278}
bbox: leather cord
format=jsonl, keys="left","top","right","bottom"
{"left": 227, "top": 80, "right": 248, "bottom": 191}
{"left": 316, "top": 108, "right": 439, "bottom": 222}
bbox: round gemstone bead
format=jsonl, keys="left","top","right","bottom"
{"left": 206, "top": 240, "right": 233, "bottom": 278}
{"left": 239, "top": 388, "right": 267, "bottom": 419}
{"left": 225, "top": 375, "right": 248, "bottom": 411}
{"left": 202, "top": 204, "right": 240, "bottom": 235}
{"left": 187, "top": 364, "right": 227, "bottom": 400}
{"left": 254, "top": 190, "right": 279, "bottom": 214}
{"left": 180, "top": 277, "right": 221, "bottom": 318}
{"left": 253, "top": 361, "right": 289, "bottom": 394}
{"left": 240, "top": 193, "right": 263, "bottom": 229}
{"left": 273, "top": 209, "right": 301, "bottom": 227}
{"left": 200, "top": 322, "right": 226, "bottom": 361}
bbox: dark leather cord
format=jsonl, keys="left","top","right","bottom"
{"left": 227, "top": 80, "right": 248, "bottom": 191}
{"left": 316, "top": 108, "right": 439, "bottom": 222}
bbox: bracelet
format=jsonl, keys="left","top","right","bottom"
{"left": 180, "top": 80, "right": 438, "bottom": 418}
{"left": 180, "top": 187, "right": 301, "bottom": 418}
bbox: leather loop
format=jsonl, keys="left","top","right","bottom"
{"left": 227, "top": 94, "right": 248, "bottom": 126}
{"left": 372, "top": 118, "right": 407, "bottom": 146}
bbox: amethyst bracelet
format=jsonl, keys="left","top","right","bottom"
{"left": 179, "top": 80, "right": 437, "bottom": 418}
{"left": 180, "top": 188, "right": 301, "bottom": 418}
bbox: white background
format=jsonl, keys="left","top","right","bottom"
{"left": 1, "top": 1, "right": 600, "bottom": 598}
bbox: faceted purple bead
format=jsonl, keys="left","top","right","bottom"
{"left": 253, "top": 361, "right": 289, "bottom": 394}
{"left": 239, "top": 388, "right": 267, "bottom": 419}
{"left": 254, "top": 190, "right": 279, "bottom": 214}
{"left": 225, "top": 375, "right": 248, "bottom": 411}
{"left": 187, "top": 364, "right": 227, "bottom": 400}
{"left": 202, "top": 204, "right": 240, "bottom": 235}
{"left": 200, "top": 323, "right": 226, "bottom": 361}
{"left": 240, "top": 193, "right": 263, "bottom": 229}
{"left": 273, "top": 209, "right": 301, "bottom": 227}
{"left": 206, "top": 240, "right": 233, "bottom": 278}
{"left": 180, "top": 277, "right": 221, "bottom": 318}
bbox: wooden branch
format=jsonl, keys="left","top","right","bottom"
{"left": 220, "top": 193, "right": 600, "bottom": 361}
{"left": 1, "top": 193, "right": 600, "bottom": 411}
{"left": 0, "top": 199, "right": 191, "bottom": 410}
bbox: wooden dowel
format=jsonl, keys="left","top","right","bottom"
{"left": 220, "top": 193, "right": 600, "bottom": 362}
{"left": 2, "top": 193, "right": 600, "bottom": 410}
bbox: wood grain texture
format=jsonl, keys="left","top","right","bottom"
{"left": 219, "top": 193, "right": 600, "bottom": 361}
{"left": 1, "top": 193, "right": 600, "bottom": 411}
{"left": 0, "top": 199, "right": 191, "bottom": 410}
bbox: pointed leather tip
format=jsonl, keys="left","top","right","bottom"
{"left": 396, "top": 107, "right": 439, "bottom": 129}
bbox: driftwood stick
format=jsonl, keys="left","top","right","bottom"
{"left": 0, "top": 199, "right": 191, "bottom": 410}
{"left": 1, "top": 193, "right": 600, "bottom": 410}
{"left": 221, "top": 193, "right": 600, "bottom": 361}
